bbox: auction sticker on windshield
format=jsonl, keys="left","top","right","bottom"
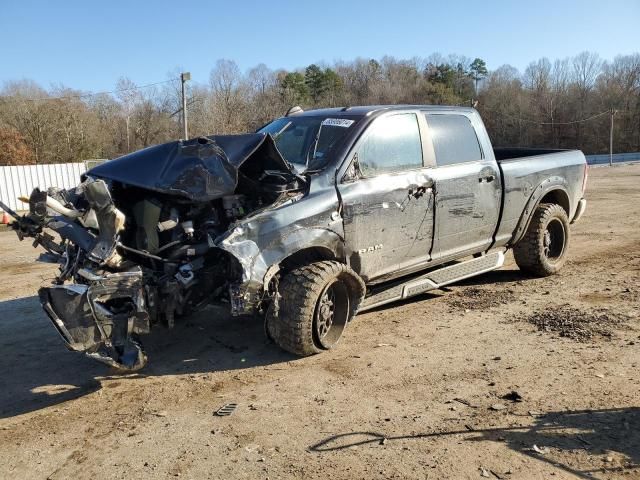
{"left": 321, "top": 118, "right": 354, "bottom": 128}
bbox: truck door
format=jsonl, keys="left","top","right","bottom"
{"left": 424, "top": 113, "right": 501, "bottom": 259}
{"left": 339, "top": 112, "right": 435, "bottom": 282}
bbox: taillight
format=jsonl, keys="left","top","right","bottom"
{"left": 582, "top": 165, "right": 588, "bottom": 194}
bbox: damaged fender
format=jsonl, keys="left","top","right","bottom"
{"left": 215, "top": 174, "right": 346, "bottom": 315}
{"left": 219, "top": 225, "right": 346, "bottom": 315}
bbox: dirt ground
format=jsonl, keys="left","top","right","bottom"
{"left": 0, "top": 164, "right": 638, "bottom": 480}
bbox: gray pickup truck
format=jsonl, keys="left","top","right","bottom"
{"left": 7, "top": 105, "right": 587, "bottom": 370}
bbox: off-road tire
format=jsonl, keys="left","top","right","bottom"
{"left": 266, "top": 261, "right": 365, "bottom": 356}
{"left": 514, "top": 203, "right": 570, "bottom": 277}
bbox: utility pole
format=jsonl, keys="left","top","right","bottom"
{"left": 609, "top": 109, "right": 616, "bottom": 166}
{"left": 125, "top": 115, "right": 130, "bottom": 152}
{"left": 181, "top": 72, "right": 191, "bottom": 140}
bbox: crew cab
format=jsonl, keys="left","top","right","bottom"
{"left": 7, "top": 105, "right": 588, "bottom": 370}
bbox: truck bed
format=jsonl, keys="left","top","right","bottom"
{"left": 492, "top": 147, "right": 587, "bottom": 248}
{"left": 493, "top": 147, "right": 568, "bottom": 162}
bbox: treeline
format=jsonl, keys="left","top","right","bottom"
{"left": 0, "top": 52, "right": 639, "bottom": 165}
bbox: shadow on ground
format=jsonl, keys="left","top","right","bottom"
{"left": 309, "top": 407, "right": 640, "bottom": 479}
{"left": 0, "top": 268, "right": 546, "bottom": 419}
{"left": 0, "top": 295, "right": 294, "bottom": 419}
{"left": 456, "top": 267, "right": 533, "bottom": 286}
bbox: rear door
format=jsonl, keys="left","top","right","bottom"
{"left": 424, "top": 112, "right": 501, "bottom": 259}
{"left": 338, "top": 112, "right": 435, "bottom": 282}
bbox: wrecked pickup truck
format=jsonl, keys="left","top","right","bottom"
{"left": 6, "top": 105, "right": 588, "bottom": 370}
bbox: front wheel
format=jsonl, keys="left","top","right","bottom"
{"left": 266, "top": 261, "right": 365, "bottom": 356}
{"left": 513, "top": 203, "right": 570, "bottom": 277}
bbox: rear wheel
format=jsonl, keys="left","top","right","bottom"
{"left": 514, "top": 203, "right": 570, "bottom": 277}
{"left": 266, "top": 261, "right": 365, "bottom": 356}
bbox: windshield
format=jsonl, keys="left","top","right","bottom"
{"left": 258, "top": 115, "right": 359, "bottom": 172}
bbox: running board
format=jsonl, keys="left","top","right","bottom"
{"left": 359, "top": 250, "right": 505, "bottom": 312}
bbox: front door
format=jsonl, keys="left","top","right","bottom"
{"left": 339, "top": 112, "right": 435, "bottom": 282}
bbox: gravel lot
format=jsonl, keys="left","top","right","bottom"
{"left": 0, "top": 164, "right": 638, "bottom": 479}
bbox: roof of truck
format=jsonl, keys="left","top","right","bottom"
{"left": 290, "top": 105, "right": 477, "bottom": 117}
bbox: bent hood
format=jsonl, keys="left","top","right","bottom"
{"left": 87, "top": 133, "right": 293, "bottom": 202}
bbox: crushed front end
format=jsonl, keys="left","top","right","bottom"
{"left": 39, "top": 269, "right": 150, "bottom": 370}
{"left": 9, "top": 134, "right": 305, "bottom": 370}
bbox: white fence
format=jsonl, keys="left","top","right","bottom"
{"left": 0, "top": 162, "right": 87, "bottom": 213}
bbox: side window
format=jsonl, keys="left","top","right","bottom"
{"left": 425, "top": 114, "right": 482, "bottom": 166}
{"left": 357, "top": 113, "right": 423, "bottom": 176}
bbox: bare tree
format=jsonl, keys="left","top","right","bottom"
{"left": 524, "top": 58, "right": 552, "bottom": 92}
{"left": 572, "top": 51, "right": 602, "bottom": 94}
{"left": 0, "top": 80, "right": 54, "bottom": 163}
{"left": 209, "top": 59, "right": 247, "bottom": 133}
{"left": 115, "top": 77, "right": 139, "bottom": 152}
{"left": 1, "top": 51, "right": 640, "bottom": 166}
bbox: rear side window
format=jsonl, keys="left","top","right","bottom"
{"left": 425, "top": 114, "right": 482, "bottom": 166}
{"left": 357, "top": 113, "right": 423, "bottom": 176}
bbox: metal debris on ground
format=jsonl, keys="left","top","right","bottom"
{"left": 454, "top": 397, "right": 478, "bottom": 408}
{"left": 532, "top": 444, "right": 549, "bottom": 455}
{"left": 214, "top": 403, "right": 238, "bottom": 416}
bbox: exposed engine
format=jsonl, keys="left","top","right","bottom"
{"left": 7, "top": 133, "right": 305, "bottom": 371}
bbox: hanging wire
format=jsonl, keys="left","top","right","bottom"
{"left": 460, "top": 99, "right": 619, "bottom": 125}
{"left": 481, "top": 108, "right": 612, "bottom": 126}
{"left": 507, "top": 110, "right": 610, "bottom": 125}
{"left": 0, "top": 78, "right": 177, "bottom": 102}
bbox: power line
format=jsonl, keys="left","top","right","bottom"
{"left": 0, "top": 78, "right": 177, "bottom": 102}
{"left": 488, "top": 109, "right": 611, "bottom": 126}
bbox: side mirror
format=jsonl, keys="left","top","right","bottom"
{"left": 342, "top": 153, "right": 361, "bottom": 182}
{"left": 353, "top": 153, "right": 365, "bottom": 178}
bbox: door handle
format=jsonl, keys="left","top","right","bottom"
{"left": 479, "top": 175, "right": 495, "bottom": 183}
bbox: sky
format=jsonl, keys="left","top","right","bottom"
{"left": 1, "top": 0, "right": 639, "bottom": 93}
